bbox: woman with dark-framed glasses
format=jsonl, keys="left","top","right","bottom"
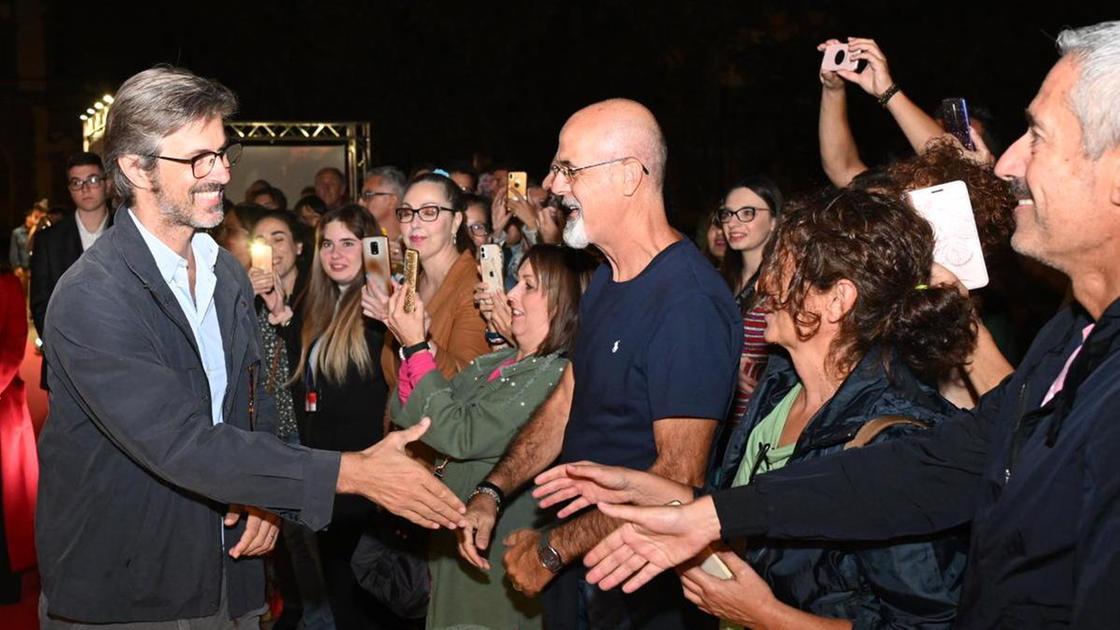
{"left": 713, "top": 176, "right": 783, "bottom": 460}
{"left": 362, "top": 172, "right": 489, "bottom": 388}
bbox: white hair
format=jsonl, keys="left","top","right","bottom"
{"left": 1057, "top": 21, "right": 1120, "bottom": 158}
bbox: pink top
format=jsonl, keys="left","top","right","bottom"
{"left": 1040, "top": 323, "right": 1095, "bottom": 407}
{"left": 397, "top": 351, "right": 518, "bottom": 405}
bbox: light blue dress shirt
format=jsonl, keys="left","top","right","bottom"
{"left": 129, "top": 210, "right": 227, "bottom": 426}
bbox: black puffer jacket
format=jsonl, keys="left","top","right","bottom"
{"left": 710, "top": 349, "right": 968, "bottom": 629}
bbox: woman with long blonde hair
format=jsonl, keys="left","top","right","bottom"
{"left": 290, "top": 204, "right": 405, "bottom": 629}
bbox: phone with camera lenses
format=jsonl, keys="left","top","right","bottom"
{"left": 507, "top": 171, "right": 528, "bottom": 200}
{"left": 479, "top": 244, "right": 504, "bottom": 293}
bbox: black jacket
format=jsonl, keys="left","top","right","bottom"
{"left": 29, "top": 211, "right": 113, "bottom": 389}
{"left": 709, "top": 350, "right": 966, "bottom": 629}
{"left": 711, "top": 300, "right": 1120, "bottom": 628}
{"left": 302, "top": 319, "right": 389, "bottom": 522}
{"left": 37, "top": 207, "right": 340, "bottom": 623}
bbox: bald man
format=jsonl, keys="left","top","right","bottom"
{"left": 459, "top": 100, "right": 741, "bottom": 629}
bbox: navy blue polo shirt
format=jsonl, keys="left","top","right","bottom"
{"left": 559, "top": 238, "right": 741, "bottom": 469}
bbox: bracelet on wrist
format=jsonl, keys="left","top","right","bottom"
{"left": 469, "top": 481, "right": 505, "bottom": 510}
{"left": 877, "top": 83, "right": 901, "bottom": 107}
{"left": 485, "top": 330, "right": 509, "bottom": 346}
{"left": 401, "top": 340, "right": 431, "bottom": 360}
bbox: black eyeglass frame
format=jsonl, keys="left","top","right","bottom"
{"left": 67, "top": 174, "right": 108, "bottom": 191}
{"left": 548, "top": 156, "right": 650, "bottom": 181}
{"left": 147, "top": 142, "right": 244, "bottom": 179}
{"left": 396, "top": 205, "right": 456, "bottom": 223}
{"left": 716, "top": 206, "right": 771, "bottom": 224}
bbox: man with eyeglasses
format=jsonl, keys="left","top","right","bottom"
{"left": 36, "top": 65, "right": 466, "bottom": 628}
{"left": 30, "top": 152, "right": 113, "bottom": 391}
{"left": 461, "top": 99, "right": 740, "bottom": 630}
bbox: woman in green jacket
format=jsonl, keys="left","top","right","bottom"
{"left": 385, "top": 244, "right": 596, "bottom": 630}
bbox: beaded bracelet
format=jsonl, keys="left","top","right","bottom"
{"left": 878, "top": 83, "right": 901, "bottom": 107}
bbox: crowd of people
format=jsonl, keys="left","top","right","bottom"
{"left": 1, "top": 18, "right": 1118, "bottom": 630}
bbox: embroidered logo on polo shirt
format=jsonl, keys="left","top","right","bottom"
{"left": 611, "top": 340, "right": 621, "bottom": 353}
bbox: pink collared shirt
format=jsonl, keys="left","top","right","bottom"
{"left": 1041, "top": 323, "right": 1095, "bottom": 407}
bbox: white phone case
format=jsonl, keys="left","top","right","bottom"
{"left": 906, "top": 180, "right": 989, "bottom": 290}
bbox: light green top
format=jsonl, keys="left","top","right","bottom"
{"left": 731, "top": 383, "right": 802, "bottom": 488}
{"left": 724, "top": 383, "right": 802, "bottom": 630}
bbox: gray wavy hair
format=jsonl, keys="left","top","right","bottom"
{"left": 1057, "top": 21, "right": 1120, "bottom": 159}
{"left": 104, "top": 65, "right": 238, "bottom": 205}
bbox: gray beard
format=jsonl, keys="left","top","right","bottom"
{"left": 562, "top": 212, "right": 590, "bottom": 249}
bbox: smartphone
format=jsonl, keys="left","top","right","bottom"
{"left": 940, "top": 98, "right": 975, "bottom": 150}
{"left": 479, "top": 244, "right": 504, "bottom": 293}
{"left": 906, "top": 180, "right": 989, "bottom": 290}
{"left": 362, "top": 236, "right": 391, "bottom": 292}
{"left": 249, "top": 238, "right": 272, "bottom": 272}
{"left": 821, "top": 43, "right": 858, "bottom": 72}
{"left": 507, "top": 171, "right": 528, "bottom": 200}
{"left": 402, "top": 248, "right": 420, "bottom": 313}
{"left": 699, "top": 552, "right": 734, "bottom": 580}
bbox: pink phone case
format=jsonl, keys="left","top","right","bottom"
{"left": 821, "top": 43, "right": 859, "bottom": 72}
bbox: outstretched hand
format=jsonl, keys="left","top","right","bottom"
{"left": 533, "top": 461, "right": 692, "bottom": 518}
{"left": 341, "top": 417, "right": 467, "bottom": 529}
{"left": 583, "top": 497, "right": 721, "bottom": 593}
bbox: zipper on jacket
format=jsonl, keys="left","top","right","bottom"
{"left": 1005, "top": 382, "right": 1031, "bottom": 484}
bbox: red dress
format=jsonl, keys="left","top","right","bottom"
{"left": 0, "top": 272, "right": 37, "bottom": 573}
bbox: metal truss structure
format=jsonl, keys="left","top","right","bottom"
{"left": 83, "top": 102, "right": 372, "bottom": 199}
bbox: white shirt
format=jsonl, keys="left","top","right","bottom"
{"left": 129, "top": 210, "right": 227, "bottom": 427}
{"left": 76, "top": 211, "right": 109, "bottom": 251}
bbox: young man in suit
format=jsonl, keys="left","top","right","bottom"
{"left": 29, "top": 152, "right": 112, "bottom": 389}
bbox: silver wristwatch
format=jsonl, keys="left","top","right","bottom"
{"left": 537, "top": 530, "right": 564, "bottom": 574}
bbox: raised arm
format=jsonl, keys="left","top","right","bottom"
{"left": 817, "top": 39, "right": 868, "bottom": 187}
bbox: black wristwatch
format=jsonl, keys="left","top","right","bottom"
{"left": 401, "top": 340, "right": 431, "bottom": 360}
{"left": 537, "top": 530, "right": 564, "bottom": 574}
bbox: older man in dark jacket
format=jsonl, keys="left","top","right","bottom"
{"left": 580, "top": 21, "right": 1120, "bottom": 629}
{"left": 36, "top": 66, "right": 464, "bottom": 628}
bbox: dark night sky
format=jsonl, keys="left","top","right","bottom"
{"left": 16, "top": 0, "right": 1120, "bottom": 230}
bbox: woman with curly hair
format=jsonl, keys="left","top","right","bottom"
{"left": 537, "top": 188, "right": 976, "bottom": 628}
